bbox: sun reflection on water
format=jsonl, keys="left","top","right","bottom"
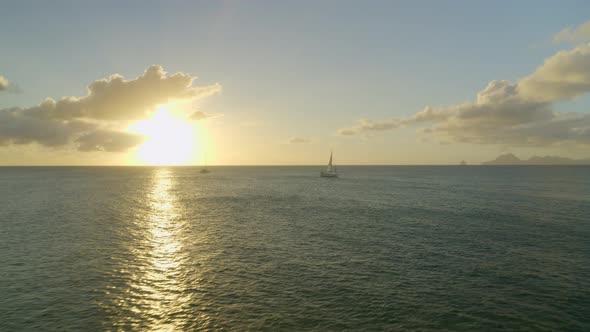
{"left": 137, "top": 168, "right": 185, "bottom": 331}
{"left": 102, "top": 168, "right": 210, "bottom": 331}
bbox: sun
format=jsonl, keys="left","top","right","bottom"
{"left": 129, "top": 106, "right": 199, "bottom": 165}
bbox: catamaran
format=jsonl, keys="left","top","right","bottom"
{"left": 320, "top": 152, "right": 338, "bottom": 177}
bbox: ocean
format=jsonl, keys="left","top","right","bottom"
{"left": 1, "top": 166, "right": 589, "bottom": 331}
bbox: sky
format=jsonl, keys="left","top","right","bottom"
{"left": 1, "top": 0, "right": 590, "bottom": 165}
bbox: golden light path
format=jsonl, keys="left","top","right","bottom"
{"left": 141, "top": 168, "right": 185, "bottom": 331}
{"left": 128, "top": 106, "right": 205, "bottom": 166}
{"left": 102, "top": 168, "right": 213, "bottom": 330}
{"left": 133, "top": 168, "right": 210, "bottom": 331}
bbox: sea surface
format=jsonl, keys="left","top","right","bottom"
{"left": 1, "top": 166, "right": 589, "bottom": 331}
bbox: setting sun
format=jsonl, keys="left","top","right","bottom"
{"left": 4, "top": 2, "right": 590, "bottom": 331}
{"left": 129, "top": 106, "right": 199, "bottom": 165}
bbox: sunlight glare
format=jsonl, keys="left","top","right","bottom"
{"left": 129, "top": 106, "right": 198, "bottom": 165}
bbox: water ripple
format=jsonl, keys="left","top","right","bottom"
{"left": 0, "top": 166, "right": 589, "bottom": 331}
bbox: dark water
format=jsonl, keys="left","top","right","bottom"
{"left": 1, "top": 166, "right": 589, "bottom": 331}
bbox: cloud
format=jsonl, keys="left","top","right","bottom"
{"left": 289, "top": 137, "right": 310, "bottom": 144}
{"left": 337, "top": 118, "right": 400, "bottom": 136}
{"left": 428, "top": 79, "right": 590, "bottom": 146}
{"left": 337, "top": 43, "right": 590, "bottom": 147}
{"left": 337, "top": 128, "right": 357, "bottom": 136}
{"left": 189, "top": 110, "right": 221, "bottom": 121}
{"left": 553, "top": 21, "right": 590, "bottom": 43}
{"left": 27, "top": 65, "right": 221, "bottom": 120}
{"left": 0, "top": 107, "right": 144, "bottom": 151}
{"left": 0, "top": 65, "right": 220, "bottom": 152}
{"left": 518, "top": 44, "right": 590, "bottom": 102}
{"left": 76, "top": 130, "right": 145, "bottom": 152}
{"left": 0, "top": 75, "right": 8, "bottom": 91}
{"left": 0, "top": 75, "right": 20, "bottom": 93}
{"left": 0, "top": 108, "right": 89, "bottom": 147}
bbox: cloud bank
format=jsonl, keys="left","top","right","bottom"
{"left": 0, "top": 65, "right": 220, "bottom": 151}
{"left": 338, "top": 43, "right": 590, "bottom": 147}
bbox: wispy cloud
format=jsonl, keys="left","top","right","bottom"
{"left": 553, "top": 20, "right": 590, "bottom": 43}
{"left": 337, "top": 119, "right": 400, "bottom": 136}
{"left": 289, "top": 137, "right": 310, "bottom": 144}
{"left": 189, "top": 110, "right": 222, "bottom": 121}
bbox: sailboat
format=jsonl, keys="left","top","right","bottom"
{"left": 320, "top": 152, "right": 338, "bottom": 177}
{"left": 200, "top": 150, "right": 211, "bottom": 173}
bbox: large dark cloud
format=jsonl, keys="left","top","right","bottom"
{"left": 0, "top": 108, "right": 85, "bottom": 147}
{"left": 76, "top": 130, "right": 145, "bottom": 152}
{"left": 338, "top": 44, "right": 590, "bottom": 147}
{"left": 0, "top": 65, "right": 220, "bottom": 152}
{"left": 0, "top": 107, "right": 143, "bottom": 151}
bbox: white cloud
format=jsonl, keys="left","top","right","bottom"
{"left": 0, "top": 75, "right": 8, "bottom": 91}
{"left": 0, "top": 75, "right": 19, "bottom": 93}
{"left": 553, "top": 21, "right": 590, "bottom": 43}
{"left": 337, "top": 43, "right": 590, "bottom": 147}
{"left": 25, "top": 65, "right": 220, "bottom": 120}
{"left": 519, "top": 44, "right": 590, "bottom": 102}
{"left": 0, "top": 65, "right": 220, "bottom": 152}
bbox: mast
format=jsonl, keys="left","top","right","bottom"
{"left": 321, "top": 150, "right": 338, "bottom": 177}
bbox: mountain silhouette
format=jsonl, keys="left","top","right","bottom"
{"left": 482, "top": 153, "right": 590, "bottom": 165}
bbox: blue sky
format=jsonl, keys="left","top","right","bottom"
{"left": 1, "top": 1, "right": 590, "bottom": 164}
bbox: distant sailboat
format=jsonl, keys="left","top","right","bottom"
{"left": 320, "top": 152, "right": 338, "bottom": 177}
{"left": 200, "top": 151, "right": 211, "bottom": 173}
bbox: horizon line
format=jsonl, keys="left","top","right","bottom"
{"left": 1, "top": 164, "right": 589, "bottom": 167}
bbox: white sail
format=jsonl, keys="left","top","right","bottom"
{"left": 321, "top": 151, "right": 338, "bottom": 177}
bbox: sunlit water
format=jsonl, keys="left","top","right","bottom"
{"left": 1, "top": 166, "right": 589, "bottom": 331}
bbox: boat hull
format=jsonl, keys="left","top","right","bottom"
{"left": 320, "top": 171, "right": 338, "bottom": 178}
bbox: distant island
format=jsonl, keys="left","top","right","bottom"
{"left": 482, "top": 153, "right": 590, "bottom": 165}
